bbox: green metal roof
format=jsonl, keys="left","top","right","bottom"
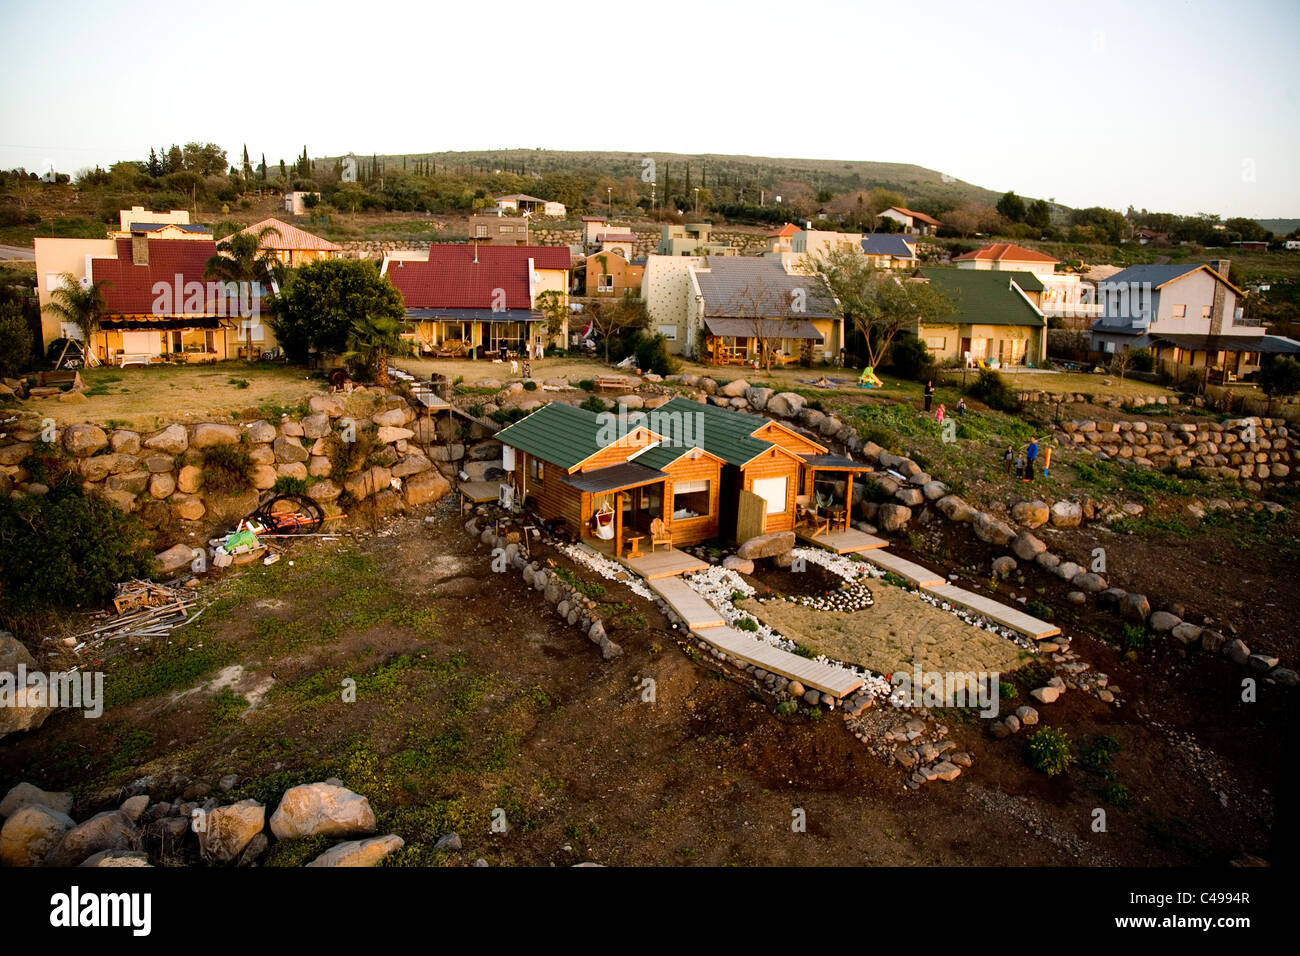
{"left": 494, "top": 402, "right": 607, "bottom": 470}
{"left": 919, "top": 268, "right": 1047, "bottom": 327}
{"left": 655, "top": 396, "right": 775, "bottom": 466}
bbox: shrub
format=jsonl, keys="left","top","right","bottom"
{"left": 488, "top": 407, "right": 527, "bottom": 425}
{"left": 999, "top": 681, "right": 1018, "bottom": 700}
{"left": 19, "top": 443, "right": 76, "bottom": 487}
{"left": 200, "top": 444, "right": 254, "bottom": 493}
{"left": 1128, "top": 348, "right": 1155, "bottom": 373}
{"left": 0, "top": 483, "right": 155, "bottom": 616}
{"left": 227, "top": 377, "right": 250, "bottom": 389}
{"left": 0, "top": 303, "right": 33, "bottom": 378}
{"left": 1025, "top": 726, "right": 1072, "bottom": 777}
{"left": 966, "top": 369, "right": 1019, "bottom": 413}
{"left": 271, "top": 475, "right": 312, "bottom": 496}
{"left": 734, "top": 616, "right": 759, "bottom": 632}
{"left": 1025, "top": 599, "right": 1055, "bottom": 621}
{"left": 634, "top": 333, "right": 680, "bottom": 377}
{"left": 1103, "top": 783, "right": 1131, "bottom": 808}
{"left": 522, "top": 380, "right": 537, "bottom": 391}
{"left": 889, "top": 334, "right": 935, "bottom": 381}
{"left": 576, "top": 379, "right": 596, "bottom": 392}
{"left": 1120, "top": 624, "right": 1151, "bottom": 650}
{"left": 579, "top": 395, "right": 607, "bottom": 413}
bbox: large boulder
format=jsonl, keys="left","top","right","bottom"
{"left": 199, "top": 799, "right": 266, "bottom": 864}
{"left": 309, "top": 394, "right": 345, "bottom": 418}
{"left": 766, "top": 392, "right": 805, "bottom": 418}
{"left": 273, "top": 436, "right": 309, "bottom": 464}
{"left": 0, "top": 781, "right": 74, "bottom": 819}
{"left": 46, "top": 810, "right": 139, "bottom": 867}
{"left": 1011, "top": 500, "right": 1050, "bottom": 528}
{"left": 270, "top": 783, "right": 377, "bottom": 840}
{"left": 0, "top": 804, "right": 76, "bottom": 866}
{"left": 190, "top": 423, "right": 241, "bottom": 449}
{"left": 737, "top": 531, "right": 795, "bottom": 560}
{"left": 402, "top": 471, "right": 451, "bottom": 507}
{"left": 877, "top": 503, "right": 912, "bottom": 533}
{"left": 936, "top": 495, "right": 976, "bottom": 522}
{"left": 144, "top": 424, "right": 188, "bottom": 455}
{"left": 109, "top": 430, "right": 142, "bottom": 455}
{"left": 372, "top": 408, "right": 408, "bottom": 428}
{"left": 1120, "top": 592, "right": 1151, "bottom": 623}
{"left": 300, "top": 413, "right": 331, "bottom": 439}
{"left": 155, "top": 543, "right": 197, "bottom": 576}
{"left": 973, "top": 513, "right": 1017, "bottom": 547}
{"left": 720, "top": 379, "right": 749, "bottom": 398}
{"left": 344, "top": 466, "right": 392, "bottom": 500}
{"left": 306, "top": 834, "right": 405, "bottom": 867}
{"left": 744, "top": 386, "right": 774, "bottom": 411}
{"left": 1011, "top": 531, "right": 1047, "bottom": 561}
{"left": 245, "top": 420, "right": 277, "bottom": 443}
{"left": 376, "top": 426, "right": 415, "bottom": 444}
{"left": 176, "top": 464, "right": 203, "bottom": 494}
{"left": 1049, "top": 500, "right": 1083, "bottom": 528}
{"left": 0, "top": 633, "right": 54, "bottom": 739}
{"left": 62, "top": 424, "right": 108, "bottom": 458}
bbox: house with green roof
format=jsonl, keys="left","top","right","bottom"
{"left": 494, "top": 396, "right": 871, "bottom": 556}
{"left": 916, "top": 267, "right": 1048, "bottom": 368}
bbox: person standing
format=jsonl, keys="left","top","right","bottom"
{"left": 956, "top": 398, "right": 966, "bottom": 417}
{"left": 924, "top": 380, "right": 934, "bottom": 412}
{"left": 935, "top": 403, "right": 945, "bottom": 425}
{"left": 1025, "top": 437, "right": 1039, "bottom": 481}
{"left": 1004, "top": 445, "right": 1015, "bottom": 475}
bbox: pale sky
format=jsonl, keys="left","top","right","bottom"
{"left": 2, "top": 0, "right": 1297, "bottom": 218}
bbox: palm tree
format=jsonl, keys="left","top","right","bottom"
{"left": 206, "top": 225, "right": 283, "bottom": 360}
{"left": 342, "top": 315, "right": 413, "bottom": 387}
{"left": 42, "top": 273, "right": 109, "bottom": 355}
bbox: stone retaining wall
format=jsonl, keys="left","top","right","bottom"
{"left": 1054, "top": 417, "right": 1293, "bottom": 481}
{"left": 0, "top": 392, "right": 487, "bottom": 535}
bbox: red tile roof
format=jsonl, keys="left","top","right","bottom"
{"left": 91, "top": 238, "right": 217, "bottom": 315}
{"left": 887, "top": 206, "right": 942, "bottom": 227}
{"left": 386, "top": 244, "right": 571, "bottom": 310}
{"left": 234, "top": 218, "right": 341, "bottom": 252}
{"left": 766, "top": 223, "right": 801, "bottom": 238}
{"left": 953, "top": 243, "right": 1059, "bottom": 264}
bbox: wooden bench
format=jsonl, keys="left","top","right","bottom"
{"left": 596, "top": 375, "right": 633, "bottom": 391}
{"left": 115, "top": 353, "right": 154, "bottom": 368}
{"left": 38, "top": 370, "right": 84, "bottom": 388}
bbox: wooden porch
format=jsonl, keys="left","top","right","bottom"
{"left": 585, "top": 536, "right": 708, "bottom": 580}
{"left": 795, "top": 526, "right": 889, "bottom": 554}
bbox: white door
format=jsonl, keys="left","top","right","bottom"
{"left": 121, "top": 331, "right": 160, "bottom": 355}
{"left": 751, "top": 476, "right": 788, "bottom": 515}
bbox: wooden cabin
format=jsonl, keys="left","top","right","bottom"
{"left": 497, "top": 398, "right": 872, "bottom": 555}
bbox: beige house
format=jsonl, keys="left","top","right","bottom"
{"left": 227, "top": 218, "right": 341, "bottom": 267}
{"left": 916, "top": 267, "right": 1048, "bottom": 367}
{"left": 658, "top": 222, "right": 735, "bottom": 257}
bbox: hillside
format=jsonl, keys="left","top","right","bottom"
{"left": 324, "top": 148, "right": 1007, "bottom": 209}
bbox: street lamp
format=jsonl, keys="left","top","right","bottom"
{"left": 694, "top": 187, "right": 700, "bottom": 215}
{"left": 607, "top": 187, "right": 612, "bottom": 221}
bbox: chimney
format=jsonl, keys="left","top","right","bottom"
{"left": 131, "top": 233, "right": 149, "bottom": 266}
{"left": 1207, "top": 259, "right": 1230, "bottom": 336}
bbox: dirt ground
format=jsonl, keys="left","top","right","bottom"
{"left": 1, "top": 499, "right": 1289, "bottom": 867}
{"left": 738, "top": 582, "right": 1032, "bottom": 676}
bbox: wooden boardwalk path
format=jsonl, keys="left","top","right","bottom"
{"left": 921, "top": 583, "right": 1061, "bottom": 640}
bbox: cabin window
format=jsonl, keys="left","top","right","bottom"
{"left": 598, "top": 274, "right": 613, "bottom": 292}
{"left": 529, "top": 458, "right": 544, "bottom": 482}
{"left": 475, "top": 225, "right": 488, "bottom": 238}
{"left": 1201, "top": 305, "right": 1212, "bottom": 319}
{"left": 752, "top": 476, "right": 788, "bottom": 515}
{"left": 925, "top": 336, "right": 945, "bottom": 350}
{"left": 672, "top": 479, "right": 711, "bottom": 519}
{"left": 1172, "top": 304, "right": 1186, "bottom": 318}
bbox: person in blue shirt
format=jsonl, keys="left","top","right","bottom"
{"left": 1024, "top": 438, "right": 1039, "bottom": 481}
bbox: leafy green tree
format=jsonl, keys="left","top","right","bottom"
{"left": 205, "top": 224, "right": 283, "bottom": 359}
{"left": 1026, "top": 199, "right": 1052, "bottom": 230}
{"left": 269, "top": 259, "right": 405, "bottom": 362}
{"left": 341, "top": 314, "right": 412, "bottom": 386}
{"left": 534, "top": 289, "right": 568, "bottom": 342}
{"left": 1259, "top": 355, "right": 1300, "bottom": 414}
{"left": 997, "top": 191, "right": 1026, "bottom": 223}
{"left": 42, "top": 273, "right": 109, "bottom": 345}
{"left": 805, "top": 246, "right": 955, "bottom": 369}
{"left": 0, "top": 302, "right": 33, "bottom": 377}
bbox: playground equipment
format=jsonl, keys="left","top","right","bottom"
{"left": 858, "top": 366, "right": 883, "bottom": 388}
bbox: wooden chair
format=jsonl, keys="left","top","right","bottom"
{"left": 650, "top": 517, "right": 672, "bottom": 552}
{"left": 796, "top": 496, "right": 829, "bottom": 537}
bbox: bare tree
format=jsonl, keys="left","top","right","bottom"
{"left": 727, "top": 276, "right": 801, "bottom": 372}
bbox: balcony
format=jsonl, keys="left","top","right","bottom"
{"left": 1040, "top": 300, "right": 1103, "bottom": 319}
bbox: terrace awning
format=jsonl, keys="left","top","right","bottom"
{"left": 703, "top": 317, "right": 824, "bottom": 341}
{"left": 802, "top": 454, "right": 872, "bottom": 471}
{"left": 562, "top": 462, "right": 666, "bottom": 495}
